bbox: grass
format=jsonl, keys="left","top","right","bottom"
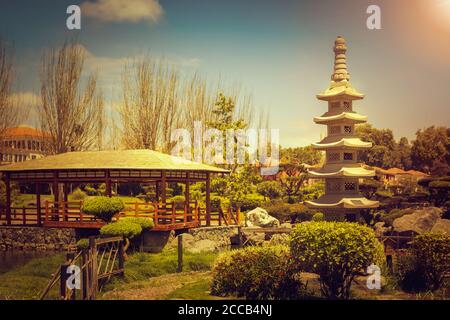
{"left": 0, "top": 253, "right": 64, "bottom": 300}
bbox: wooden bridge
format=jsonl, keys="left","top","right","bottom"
{"left": 0, "top": 200, "right": 240, "bottom": 231}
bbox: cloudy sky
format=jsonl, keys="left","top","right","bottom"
{"left": 0, "top": 0, "right": 449, "bottom": 146}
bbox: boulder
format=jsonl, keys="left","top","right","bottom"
{"left": 430, "top": 219, "right": 450, "bottom": 234}
{"left": 245, "top": 207, "right": 280, "bottom": 228}
{"left": 186, "top": 239, "right": 218, "bottom": 254}
{"left": 393, "top": 207, "right": 443, "bottom": 234}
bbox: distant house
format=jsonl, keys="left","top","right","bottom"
{"left": 0, "top": 126, "right": 49, "bottom": 165}
{"left": 367, "top": 166, "right": 429, "bottom": 193}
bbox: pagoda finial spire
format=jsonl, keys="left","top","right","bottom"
{"left": 331, "top": 36, "right": 350, "bottom": 82}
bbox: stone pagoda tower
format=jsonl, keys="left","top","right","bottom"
{"left": 305, "top": 36, "right": 379, "bottom": 221}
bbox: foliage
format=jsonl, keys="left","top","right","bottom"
{"left": 413, "top": 233, "right": 450, "bottom": 291}
{"left": 300, "top": 182, "right": 325, "bottom": 201}
{"left": 168, "top": 195, "right": 186, "bottom": 208}
{"left": 211, "top": 177, "right": 229, "bottom": 194}
{"left": 265, "top": 203, "right": 317, "bottom": 223}
{"left": 83, "top": 183, "right": 105, "bottom": 196}
{"left": 356, "top": 124, "right": 398, "bottom": 168}
{"left": 381, "top": 208, "right": 414, "bottom": 227}
{"left": 0, "top": 181, "right": 20, "bottom": 207}
{"left": 100, "top": 220, "right": 142, "bottom": 239}
{"left": 71, "top": 188, "right": 87, "bottom": 200}
{"left": 82, "top": 196, "right": 125, "bottom": 222}
{"left": 233, "top": 193, "right": 265, "bottom": 211}
{"left": 76, "top": 238, "right": 89, "bottom": 250}
{"left": 396, "top": 253, "right": 429, "bottom": 292}
{"left": 411, "top": 126, "right": 449, "bottom": 174}
{"left": 211, "top": 245, "right": 308, "bottom": 300}
{"left": 312, "top": 212, "right": 324, "bottom": 222}
{"left": 119, "top": 217, "right": 154, "bottom": 230}
{"left": 428, "top": 180, "right": 450, "bottom": 207}
{"left": 280, "top": 146, "right": 322, "bottom": 166}
{"left": 359, "top": 179, "right": 383, "bottom": 199}
{"left": 256, "top": 181, "right": 283, "bottom": 200}
{"left": 278, "top": 162, "right": 308, "bottom": 203}
{"left": 290, "top": 221, "right": 380, "bottom": 299}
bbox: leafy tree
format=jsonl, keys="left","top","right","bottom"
{"left": 411, "top": 126, "right": 449, "bottom": 174}
{"left": 280, "top": 146, "right": 322, "bottom": 166}
{"left": 279, "top": 163, "right": 308, "bottom": 203}
{"left": 397, "top": 137, "right": 412, "bottom": 170}
{"left": 359, "top": 179, "right": 383, "bottom": 199}
{"left": 356, "top": 124, "right": 398, "bottom": 168}
{"left": 256, "top": 181, "right": 283, "bottom": 200}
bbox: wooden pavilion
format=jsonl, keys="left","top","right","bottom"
{"left": 0, "top": 149, "right": 237, "bottom": 231}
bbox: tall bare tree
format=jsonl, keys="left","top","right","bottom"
{"left": 120, "top": 57, "right": 180, "bottom": 151}
{"left": 0, "top": 39, "right": 26, "bottom": 135}
{"left": 38, "top": 41, "right": 104, "bottom": 154}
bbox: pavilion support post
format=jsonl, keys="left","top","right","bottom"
{"left": 206, "top": 172, "right": 211, "bottom": 226}
{"left": 5, "top": 174, "right": 11, "bottom": 226}
{"left": 161, "top": 171, "right": 167, "bottom": 205}
{"left": 105, "top": 170, "right": 112, "bottom": 197}
{"left": 53, "top": 172, "right": 59, "bottom": 219}
{"left": 185, "top": 172, "right": 190, "bottom": 222}
{"left": 155, "top": 182, "right": 160, "bottom": 202}
{"left": 36, "top": 183, "right": 42, "bottom": 226}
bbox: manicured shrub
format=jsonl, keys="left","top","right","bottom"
{"left": 71, "top": 188, "right": 87, "bottom": 200}
{"left": 265, "top": 203, "right": 316, "bottom": 223}
{"left": 233, "top": 193, "right": 266, "bottom": 212}
{"left": 100, "top": 220, "right": 142, "bottom": 239}
{"left": 290, "top": 221, "right": 381, "bottom": 299}
{"left": 82, "top": 196, "right": 125, "bottom": 222}
{"left": 256, "top": 181, "right": 283, "bottom": 200}
{"left": 413, "top": 233, "right": 450, "bottom": 291}
{"left": 76, "top": 238, "right": 89, "bottom": 250}
{"left": 211, "top": 245, "right": 307, "bottom": 300}
{"left": 396, "top": 253, "right": 428, "bottom": 292}
{"left": 312, "top": 212, "right": 324, "bottom": 221}
{"left": 119, "top": 217, "right": 154, "bottom": 230}
{"left": 169, "top": 195, "right": 185, "bottom": 208}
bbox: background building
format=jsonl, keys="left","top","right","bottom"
{"left": 0, "top": 126, "right": 48, "bottom": 165}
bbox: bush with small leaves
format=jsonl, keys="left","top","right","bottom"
{"left": 100, "top": 220, "right": 142, "bottom": 239}
{"left": 312, "top": 212, "right": 324, "bottom": 221}
{"left": 211, "top": 245, "right": 307, "bottom": 300}
{"left": 290, "top": 221, "right": 382, "bottom": 299}
{"left": 82, "top": 196, "right": 125, "bottom": 222}
{"left": 71, "top": 188, "right": 87, "bottom": 200}
{"left": 413, "top": 233, "right": 450, "bottom": 291}
{"left": 76, "top": 238, "right": 89, "bottom": 250}
{"left": 119, "top": 217, "right": 154, "bottom": 230}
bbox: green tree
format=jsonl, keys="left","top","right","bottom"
{"left": 396, "top": 137, "right": 412, "bottom": 170}
{"left": 256, "top": 181, "right": 283, "bottom": 200}
{"left": 356, "top": 124, "right": 398, "bottom": 168}
{"left": 411, "top": 126, "right": 449, "bottom": 174}
{"left": 280, "top": 146, "right": 322, "bottom": 166}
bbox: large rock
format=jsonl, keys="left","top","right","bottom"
{"left": 186, "top": 239, "right": 218, "bottom": 254}
{"left": 392, "top": 207, "right": 443, "bottom": 234}
{"left": 431, "top": 219, "right": 450, "bottom": 234}
{"left": 245, "top": 207, "right": 280, "bottom": 228}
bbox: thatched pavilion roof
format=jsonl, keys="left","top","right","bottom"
{"left": 0, "top": 149, "right": 229, "bottom": 173}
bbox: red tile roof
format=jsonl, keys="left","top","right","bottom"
{"left": 2, "top": 126, "right": 48, "bottom": 138}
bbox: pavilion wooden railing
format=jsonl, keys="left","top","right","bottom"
{"left": 1, "top": 200, "right": 240, "bottom": 229}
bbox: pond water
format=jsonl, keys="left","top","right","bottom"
{"left": 0, "top": 251, "right": 55, "bottom": 274}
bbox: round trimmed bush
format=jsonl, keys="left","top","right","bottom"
{"left": 82, "top": 196, "right": 125, "bottom": 222}
{"left": 100, "top": 220, "right": 142, "bottom": 239}
{"left": 312, "top": 212, "right": 324, "bottom": 222}
{"left": 76, "top": 238, "right": 89, "bottom": 250}
{"left": 71, "top": 188, "right": 87, "bottom": 200}
{"left": 290, "top": 221, "right": 382, "bottom": 299}
{"left": 119, "top": 217, "right": 154, "bottom": 230}
{"left": 211, "top": 245, "right": 307, "bottom": 300}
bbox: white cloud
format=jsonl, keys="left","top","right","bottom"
{"left": 81, "top": 0, "right": 164, "bottom": 23}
